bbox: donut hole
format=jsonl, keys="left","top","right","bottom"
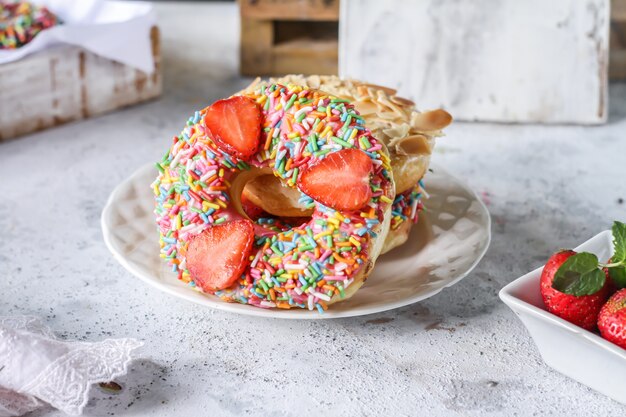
{"left": 241, "top": 192, "right": 310, "bottom": 231}
{"left": 242, "top": 174, "right": 313, "bottom": 216}
{"left": 240, "top": 174, "right": 313, "bottom": 231}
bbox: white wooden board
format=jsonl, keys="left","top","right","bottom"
{"left": 339, "top": 0, "right": 610, "bottom": 124}
{"left": 0, "top": 28, "right": 161, "bottom": 141}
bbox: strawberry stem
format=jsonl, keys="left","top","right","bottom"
{"left": 599, "top": 261, "right": 625, "bottom": 269}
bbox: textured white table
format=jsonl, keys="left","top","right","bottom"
{"left": 1, "top": 2, "right": 625, "bottom": 416}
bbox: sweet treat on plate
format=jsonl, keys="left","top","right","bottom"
{"left": 0, "top": 1, "right": 59, "bottom": 49}
{"left": 241, "top": 75, "right": 452, "bottom": 254}
{"left": 153, "top": 84, "right": 394, "bottom": 311}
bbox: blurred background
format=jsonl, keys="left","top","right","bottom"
{"left": 1, "top": 0, "right": 625, "bottom": 141}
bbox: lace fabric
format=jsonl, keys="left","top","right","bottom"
{"left": 0, "top": 316, "right": 142, "bottom": 416}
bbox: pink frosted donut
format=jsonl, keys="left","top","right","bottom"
{"left": 153, "top": 83, "right": 394, "bottom": 312}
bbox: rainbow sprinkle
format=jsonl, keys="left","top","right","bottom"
{"left": 390, "top": 181, "right": 424, "bottom": 230}
{"left": 153, "top": 84, "right": 394, "bottom": 311}
{"left": 0, "top": 1, "right": 59, "bottom": 50}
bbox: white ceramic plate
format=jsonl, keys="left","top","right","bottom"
{"left": 101, "top": 163, "right": 491, "bottom": 319}
{"left": 500, "top": 231, "right": 626, "bottom": 404}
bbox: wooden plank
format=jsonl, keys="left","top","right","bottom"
{"left": 0, "top": 47, "right": 80, "bottom": 139}
{"left": 613, "top": 0, "right": 626, "bottom": 21}
{"left": 610, "top": 50, "right": 626, "bottom": 79}
{"left": 274, "top": 20, "right": 338, "bottom": 44}
{"left": 611, "top": 0, "right": 626, "bottom": 79}
{"left": 610, "top": 21, "right": 626, "bottom": 79}
{"left": 239, "top": 0, "right": 339, "bottom": 21}
{"left": 340, "top": 0, "right": 610, "bottom": 124}
{"left": 273, "top": 39, "right": 337, "bottom": 75}
{"left": 240, "top": 19, "right": 273, "bottom": 76}
{"left": 0, "top": 26, "right": 162, "bottom": 141}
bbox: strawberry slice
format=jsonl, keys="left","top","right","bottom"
{"left": 204, "top": 96, "right": 262, "bottom": 159}
{"left": 186, "top": 219, "right": 254, "bottom": 291}
{"left": 241, "top": 193, "right": 268, "bottom": 220}
{"left": 298, "top": 148, "right": 373, "bottom": 211}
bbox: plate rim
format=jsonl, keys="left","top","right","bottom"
{"left": 101, "top": 163, "right": 492, "bottom": 319}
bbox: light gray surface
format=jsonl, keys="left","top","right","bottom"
{"left": 1, "top": 2, "right": 625, "bottom": 416}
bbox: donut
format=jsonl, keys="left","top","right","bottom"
{"left": 386, "top": 182, "right": 425, "bottom": 250}
{"left": 241, "top": 75, "right": 452, "bottom": 254}
{"left": 153, "top": 84, "right": 394, "bottom": 311}
{"left": 243, "top": 172, "right": 424, "bottom": 254}
{"left": 0, "top": 1, "right": 59, "bottom": 49}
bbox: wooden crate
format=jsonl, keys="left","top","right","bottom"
{"left": 0, "top": 26, "right": 162, "bottom": 142}
{"left": 611, "top": 0, "right": 626, "bottom": 79}
{"left": 239, "top": 0, "right": 339, "bottom": 76}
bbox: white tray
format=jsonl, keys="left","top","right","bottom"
{"left": 500, "top": 230, "right": 626, "bottom": 404}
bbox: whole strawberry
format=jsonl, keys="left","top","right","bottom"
{"left": 540, "top": 250, "right": 611, "bottom": 330}
{"left": 598, "top": 289, "right": 626, "bottom": 349}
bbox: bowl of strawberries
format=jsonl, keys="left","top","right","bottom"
{"left": 500, "top": 221, "right": 626, "bottom": 404}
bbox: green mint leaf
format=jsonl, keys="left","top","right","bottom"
{"left": 552, "top": 252, "right": 605, "bottom": 296}
{"left": 612, "top": 221, "right": 626, "bottom": 263}
{"left": 556, "top": 269, "right": 605, "bottom": 296}
{"left": 609, "top": 265, "right": 626, "bottom": 289}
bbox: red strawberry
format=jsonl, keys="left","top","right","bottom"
{"left": 204, "top": 96, "right": 262, "bottom": 159}
{"left": 240, "top": 194, "right": 267, "bottom": 220}
{"left": 603, "top": 258, "right": 621, "bottom": 296}
{"left": 298, "top": 148, "right": 373, "bottom": 211}
{"left": 598, "top": 289, "right": 626, "bottom": 349}
{"left": 186, "top": 219, "right": 254, "bottom": 291}
{"left": 540, "top": 250, "right": 611, "bottom": 330}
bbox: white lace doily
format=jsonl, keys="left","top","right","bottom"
{"left": 0, "top": 316, "right": 142, "bottom": 416}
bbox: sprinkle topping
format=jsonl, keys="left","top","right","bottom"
{"left": 0, "top": 1, "right": 59, "bottom": 49}
{"left": 390, "top": 182, "right": 424, "bottom": 230}
{"left": 153, "top": 84, "right": 394, "bottom": 311}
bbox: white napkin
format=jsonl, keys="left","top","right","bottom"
{"left": 0, "top": 316, "right": 142, "bottom": 416}
{"left": 0, "top": 0, "right": 156, "bottom": 73}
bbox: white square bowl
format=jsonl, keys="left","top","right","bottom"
{"left": 499, "top": 230, "right": 626, "bottom": 404}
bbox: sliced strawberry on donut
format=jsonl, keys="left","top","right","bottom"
{"left": 186, "top": 219, "right": 254, "bottom": 291}
{"left": 204, "top": 96, "right": 262, "bottom": 159}
{"left": 298, "top": 148, "right": 373, "bottom": 211}
{"left": 241, "top": 194, "right": 267, "bottom": 220}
